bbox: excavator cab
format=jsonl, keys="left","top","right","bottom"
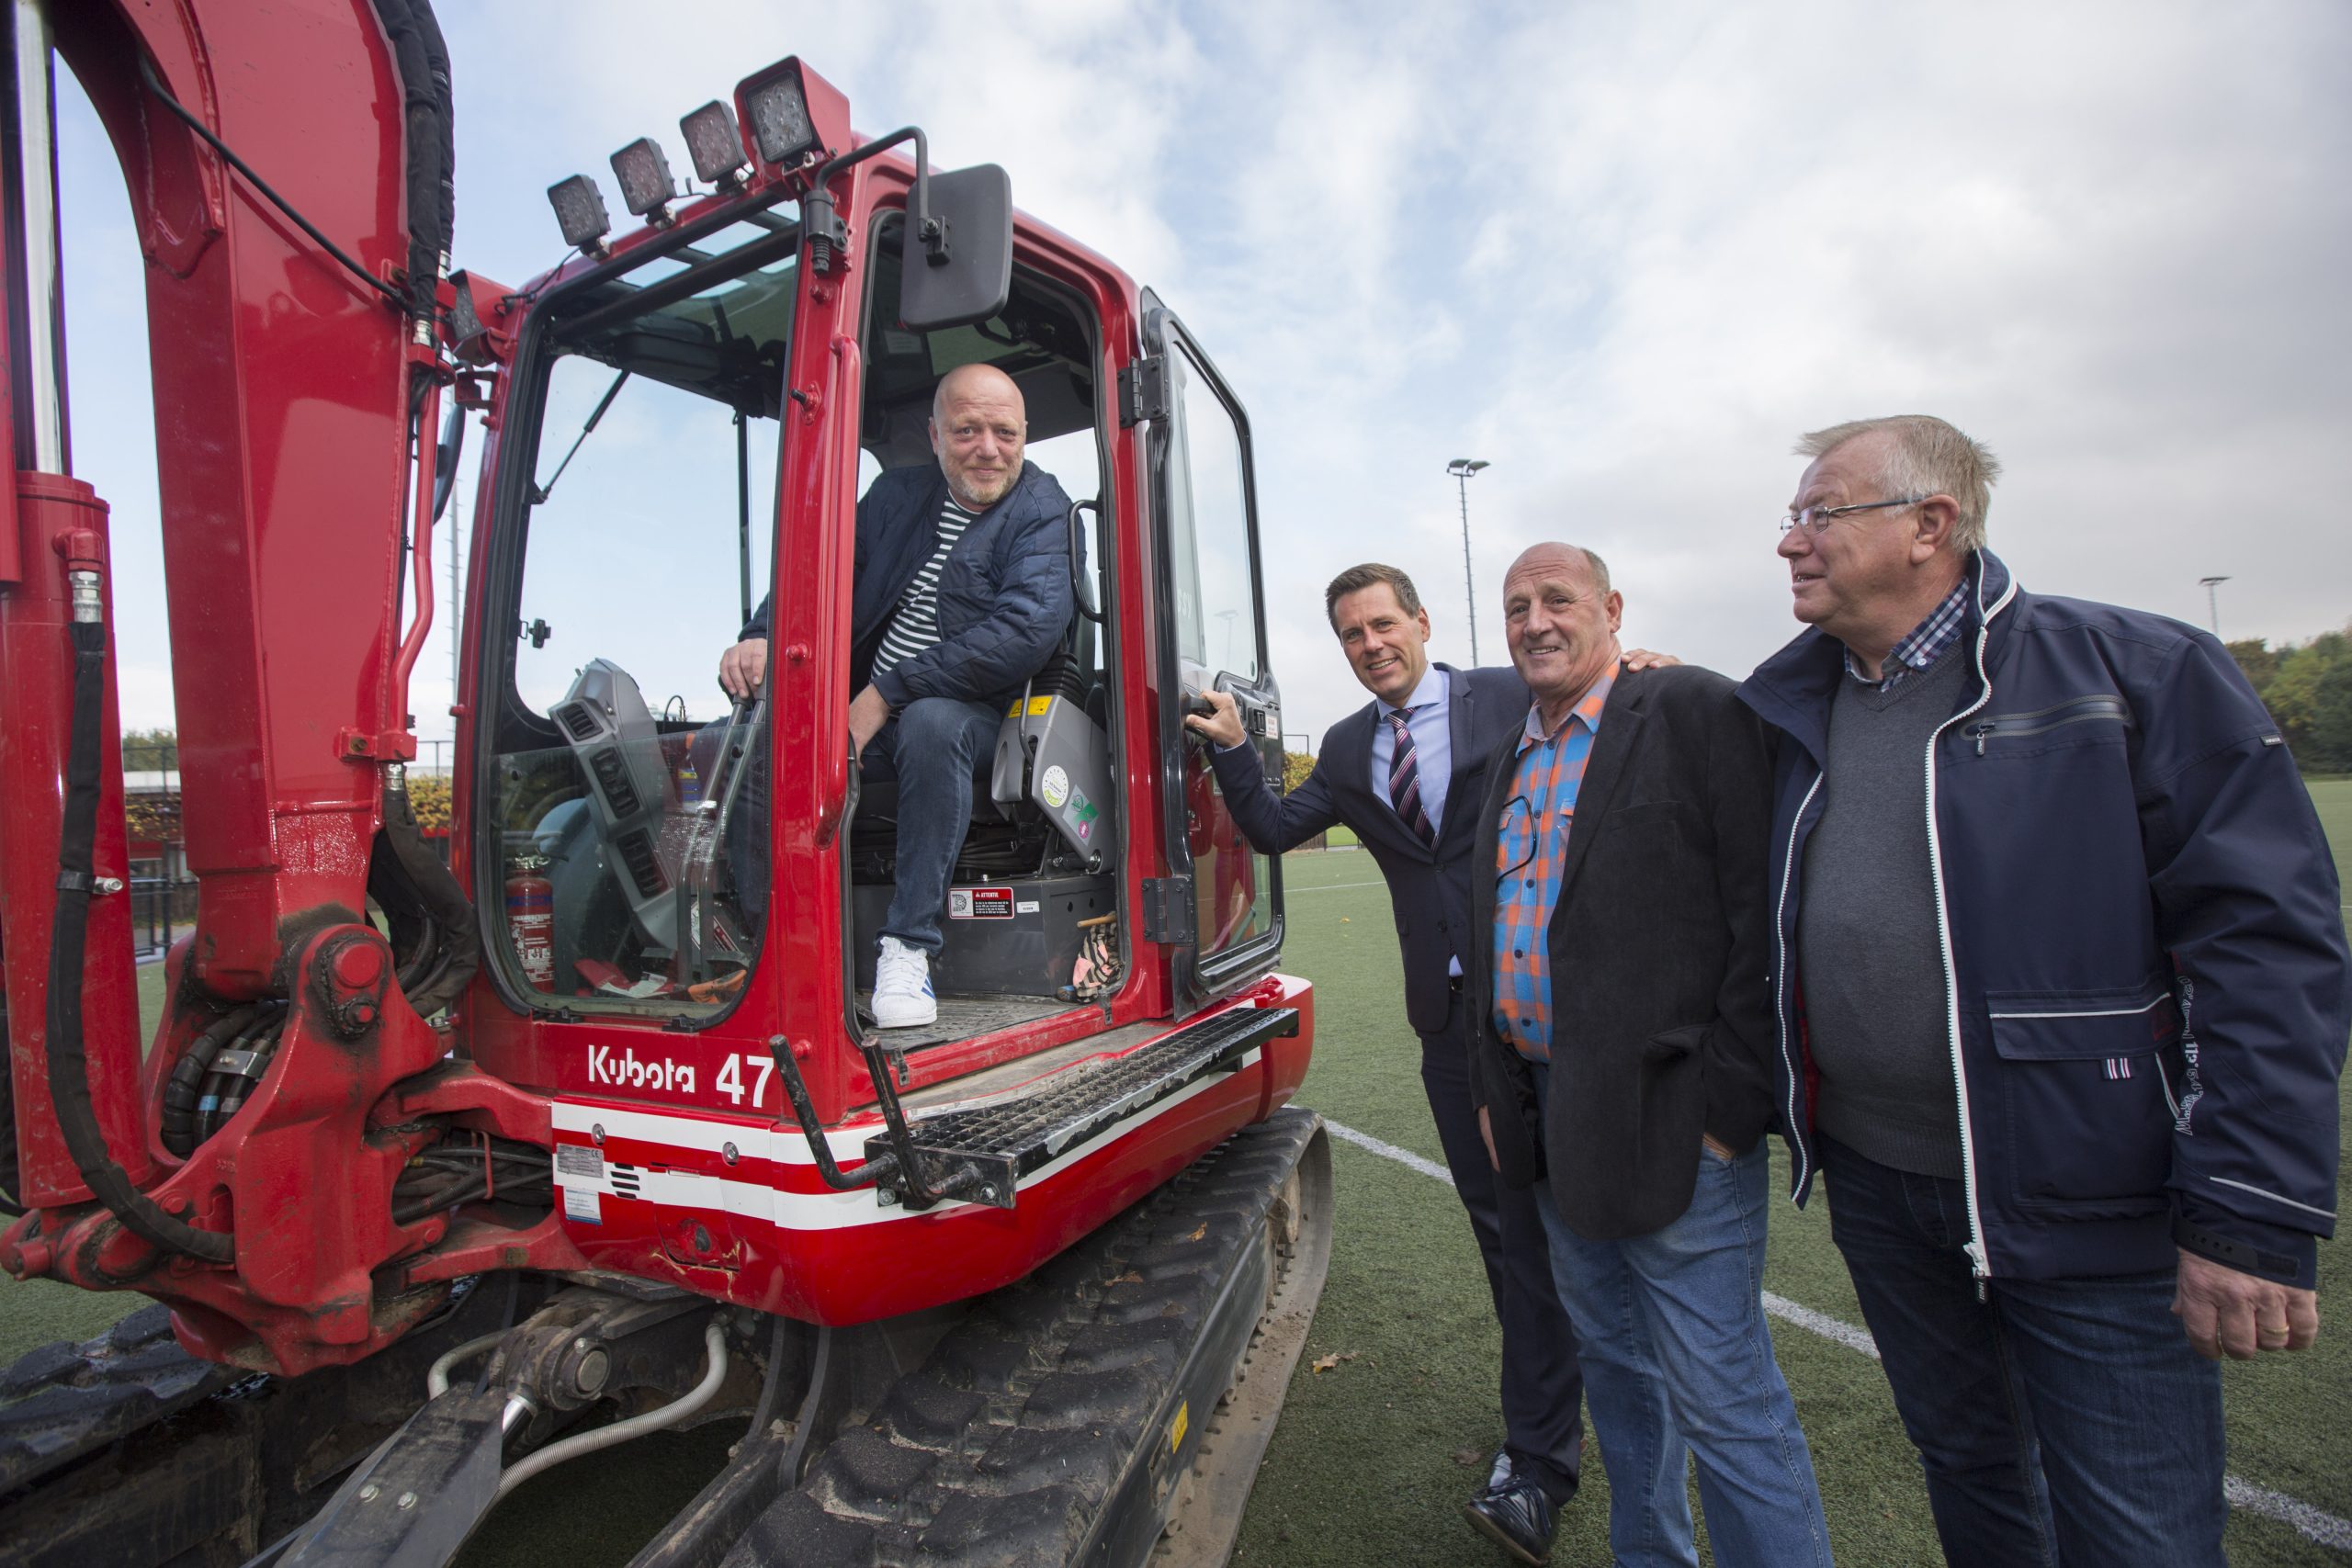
{"left": 469, "top": 155, "right": 1287, "bottom": 1050}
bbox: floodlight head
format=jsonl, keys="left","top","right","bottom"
{"left": 741, "top": 60, "right": 820, "bottom": 164}
{"left": 680, "top": 100, "right": 749, "bottom": 186}
{"left": 547, "top": 175, "right": 611, "bottom": 253}
{"left": 1448, "top": 457, "right": 1490, "bottom": 478}
{"left": 610, "top": 138, "right": 677, "bottom": 222}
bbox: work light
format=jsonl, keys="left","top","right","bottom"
{"left": 610, "top": 138, "right": 677, "bottom": 222}
{"left": 680, "top": 101, "right": 748, "bottom": 188}
{"left": 547, "top": 175, "right": 610, "bottom": 253}
{"left": 742, "top": 62, "right": 820, "bottom": 164}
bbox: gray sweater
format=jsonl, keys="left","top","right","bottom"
{"left": 1797, "top": 645, "right": 1972, "bottom": 1179}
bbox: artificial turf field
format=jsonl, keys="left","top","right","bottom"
{"left": 2, "top": 781, "right": 2347, "bottom": 1565}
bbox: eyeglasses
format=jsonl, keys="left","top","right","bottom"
{"left": 1779, "top": 496, "right": 1928, "bottom": 535}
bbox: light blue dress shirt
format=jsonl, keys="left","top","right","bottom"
{"left": 1368, "top": 663, "right": 1453, "bottom": 836}
{"left": 1216, "top": 662, "right": 1459, "bottom": 973}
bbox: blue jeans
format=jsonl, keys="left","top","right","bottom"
{"left": 1531, "top": 1066, "right": 1831, "bottom": 1568}
{"left": 862, "top": 695, "right": 1002, "bottom": 953}
{"left": 1818, "top": 1134, "right": 2226, "bottom": 1568}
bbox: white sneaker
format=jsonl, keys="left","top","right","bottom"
{"left": 872, "top": 936, "right": 938, "bottom": 1029}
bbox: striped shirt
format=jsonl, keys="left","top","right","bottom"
{"left": 870, "top": 496, "right": 978, "bottom": 683}
{"left": 1845, "top": 576, "right": 1969, "bottom": 689}
{"left": 1491, "top": 661, "right": 1617, "bottom": 1064}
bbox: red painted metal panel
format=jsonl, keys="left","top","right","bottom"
{"left": 56, "top": 1, "right": 416, "bottom": 996}
{"left": 0, "top": 476, "right": 152, "bottom": 1202}
{"left": 548, "top": 979, "right": 1314, "bottom": 1325}
{"left": 0, "top": 0, "right": 1318, "bottom": 1378}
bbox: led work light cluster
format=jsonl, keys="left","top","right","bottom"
{"left": 545, "top": 62, "right": 824, "bottom": 254}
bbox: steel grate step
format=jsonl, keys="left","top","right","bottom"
{"left": 863, "top": 1005, "right": 1300, "bottom": 1210}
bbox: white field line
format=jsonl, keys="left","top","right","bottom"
{"left": 1286, "top": 880, "right": 1389, "bottom": 895}
{"left": 1322, "top": 1117, "right": 2352, "bottom": 1554}
{"left": 1325, "top": 1120, "right": 1454, "bottom": 1183}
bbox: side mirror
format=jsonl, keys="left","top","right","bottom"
{"left": 898, "top": 164, "right": 1012, "bottom": 333}
{"left": 431, "top": 401, "right": 467, "bottom": 522}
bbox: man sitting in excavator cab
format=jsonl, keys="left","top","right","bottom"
{"left": 718, "top": 362, "right": 1074, "bottom": 1028}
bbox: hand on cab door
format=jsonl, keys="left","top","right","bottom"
{"left": 1182, "top": 688, "right": 1248, "bottom": 749}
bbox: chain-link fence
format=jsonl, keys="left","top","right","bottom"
{"left": 119, "top": 738, "right": 458, "bottom": 957}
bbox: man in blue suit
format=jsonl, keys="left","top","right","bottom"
{"left": 1187, "top": 563, "right": 1589, "bottom": 1562}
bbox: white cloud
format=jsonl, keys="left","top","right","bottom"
{"left": 50, "top": 0, "right": 2351, "bottom": 754}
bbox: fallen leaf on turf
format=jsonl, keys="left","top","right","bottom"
{"left": 1340, "top": 917, "right": 1350, "bottom": 923}
{"left": 1310, "top": 1350, "right": 1359, "bottom": 1373}
{"left": 1452, "top": 1447, "right": 1483, "bottom": 1467}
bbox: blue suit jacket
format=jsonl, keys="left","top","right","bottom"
{"left": 1210, "top": 663, "right": 1531, "bottom": 1034}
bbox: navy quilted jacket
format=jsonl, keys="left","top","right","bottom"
{"left": 741, "top": 459, "right": 1073, "bottom": 713}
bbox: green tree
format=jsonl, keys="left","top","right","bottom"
{"left": 2226, "top": 638, "right": 2278, "bottom": 703}
{"left": 120, "top": 727, "right": 177, "bottom": 770}
{"left": 2265, "top": 631, "right": 2352, "bottom": 773}
{"left": 1283, "top": 751, "right": 1316, "bottom": 794}
{"left": 2305, "top": 643, "right": 2352, "bottom": 774}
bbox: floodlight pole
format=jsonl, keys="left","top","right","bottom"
{"left": 1448, "top": 459, "right": 1489, "bottom": 665}
{"left": 2199, "top": 575, "right": 2231, "bottom": 637}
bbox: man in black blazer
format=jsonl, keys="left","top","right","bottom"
{"left": 1186, "top": 563, "right": 1586, "bottom": 1558}
{"left": 1466, "top": 543, "right": 1827, "bottom": 1568}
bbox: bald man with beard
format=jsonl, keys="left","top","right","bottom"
{"left": 720, "top": 363, "right": 1074, "bottom": 1027}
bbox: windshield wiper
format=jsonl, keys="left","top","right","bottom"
{"left": 530, "top": 368, "right": 630, "bottom": 504}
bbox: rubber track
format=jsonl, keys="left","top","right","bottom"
{"left": 0, "top": 1303, "right": 239, "bottom": 1494}
{"left": 722, "top": 1108, "right": 1320, "bottom": 1568}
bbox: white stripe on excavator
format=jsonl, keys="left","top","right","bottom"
{"left": 1321, "top": 1116, "right": 2352, "bottom": 1554}
{"left": 551, "top": 1048, "right": 1262, "bottom": 1234}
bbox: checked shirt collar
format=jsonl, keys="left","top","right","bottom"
{"left": 1845, "top": 576, "right": 1969, "bottom": 689}
{"left": 1519, "top": 660, "right": 1617, "bottom": 754}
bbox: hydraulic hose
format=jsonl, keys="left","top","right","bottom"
{"left": 48, "top": 620, "right": 232, "bottom": 1261}
{"left": 366, "top": 0, "right": 455, "bottom": 327}
{"left": 425, "top": 1329, "right": 510, "bottom": 1399}
{"left": 376, "top": 765, "right": 479, "bottom": 1018}
{"left": 494, "top": 1321, "right": 729, "bottom": 1497}
{"left": 158, "top": 1001, "right": 262, "bottom": 1156}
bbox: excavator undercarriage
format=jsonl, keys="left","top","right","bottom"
{"left": 0, "top": 1111, "right": 1330, "bottom": 1566}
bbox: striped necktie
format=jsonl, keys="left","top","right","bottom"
{"left": 1386, "top": 706, "right": 1435, "bottom": 845}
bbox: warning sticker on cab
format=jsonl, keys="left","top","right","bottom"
{"left": 563, "top": 1186, "right": 603, "bottom": 1224}
{"left": 949, "top": 886, "right": 1016, "bottom": 919}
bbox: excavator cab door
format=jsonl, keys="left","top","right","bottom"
{"left": 1134, "top": 294, "right": 1283, "bottom": 1013}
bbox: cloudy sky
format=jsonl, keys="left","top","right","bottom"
{"left": 55, "top": 0, "right": 2352, "bottom": 749}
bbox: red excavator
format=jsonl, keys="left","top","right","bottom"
{"left": 0, "top": 4, "right": 1329, "bottom": 1562}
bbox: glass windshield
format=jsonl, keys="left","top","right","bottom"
{"left": 486, "top": 212, "right": 797, "bottom": 1018}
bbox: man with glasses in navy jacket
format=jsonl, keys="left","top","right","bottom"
{"left": 1739, "top": 413, "right": 2350, "bottom": 1566}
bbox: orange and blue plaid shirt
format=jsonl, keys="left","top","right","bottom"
{"left": 1491, "top": 661, "right": 1618, "bottom": 1063}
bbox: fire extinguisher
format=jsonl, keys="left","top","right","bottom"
{"left": 506, "top": 853, "right": 556, "bottom": 991}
